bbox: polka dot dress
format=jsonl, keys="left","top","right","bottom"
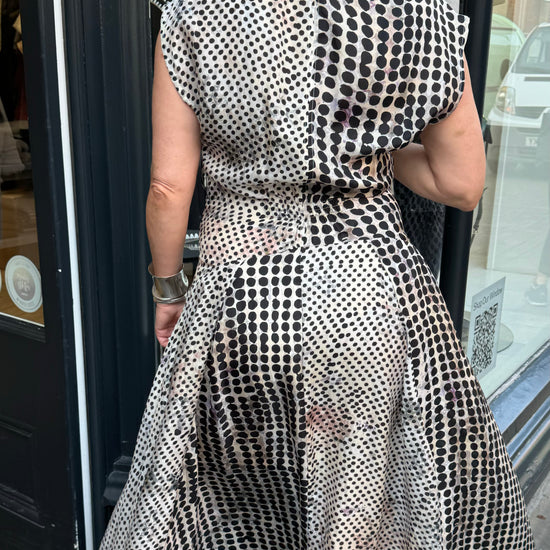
{"left": 99, "top": 0, "right": 536, "bottom": 548}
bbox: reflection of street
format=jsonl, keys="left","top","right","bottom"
{"left": 483, "top": 13, "right": 525, "bottom": 122}
{"left": 465, "top": 159, "right": 549, "bottom": 397}
{"left": 465, "top": 3, "right": 550, "bottom": 543}
{"left": 485, "top": 23, "right": 550, "bottom": 173}
{"left": 468, "top": 13, "right": 550, "bottom": 397}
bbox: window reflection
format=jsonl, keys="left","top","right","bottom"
{"left": 464, "top": 2, "right": 550, "bottom": 396}
{"left": 0, "top": 1, "right": 44, "bottom": 325}
{"left": 515, "top": 25, "right": 550, "bottom": 74}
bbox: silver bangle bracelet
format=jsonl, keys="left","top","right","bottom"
{"left": 147, "top": 262, "right": 189, "bottom": 304}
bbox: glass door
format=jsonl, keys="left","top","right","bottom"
{"left": 0, "top": 4, "right": 43, "bottom": 326}
{"left": 463, "top": 0, "right": 550, "bottom": 396}
{"left": 0, "top": 0, "right": 81, "bottom": 547}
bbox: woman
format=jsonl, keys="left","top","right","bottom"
{"left": 100, "top": 0, "right": 536, "bottom": 548}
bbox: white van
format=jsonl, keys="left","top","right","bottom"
{"left": 486, "top": 23, "right": 550, "bottom": 173}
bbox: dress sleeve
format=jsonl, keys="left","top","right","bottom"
{"left": 150, "top": 0, "right": 201, "bottom": 116}
{"left": 426, "top": 2, "right": 470, "bottom": 125}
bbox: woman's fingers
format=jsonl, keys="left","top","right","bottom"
{"left": 154, "top": 302, "right": 186, "bottom": 347}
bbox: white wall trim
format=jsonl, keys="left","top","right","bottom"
{"left": 52, "top": 0, "right": 94, "bottom": 548}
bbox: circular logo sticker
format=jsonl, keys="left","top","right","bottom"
{"left": 5, "top": 255, "right": 43, "bottom": 313}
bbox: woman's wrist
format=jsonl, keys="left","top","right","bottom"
{"left": 148, "top": 261, "right": 189, "bottom": 303}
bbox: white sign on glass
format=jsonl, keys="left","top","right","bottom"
{"left": 466, "top": 277, "right": 506, "bottom": 378}
{"left": 5, "top": 255, "right": 43, "bottom": 313}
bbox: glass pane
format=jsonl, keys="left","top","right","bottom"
{"left": 0, "top": 2, "right": 44, "bottom": 326}
{"left": 463, "top": 2, "right": 550, "bottom": 396}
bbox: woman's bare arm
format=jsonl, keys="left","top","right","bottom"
{"left": 392, "top": 57, "right": 486, "bottom": 212}
{"left": 146, "top": 33, "right": 201, "bottom": 278}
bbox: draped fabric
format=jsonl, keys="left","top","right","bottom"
{"left": 99, "top": 2, "right": 536, "bottom": 548}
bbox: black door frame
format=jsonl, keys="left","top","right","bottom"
{"left": 1, "top": 0, "right": 84, "bottom": 547}
{"left": 62, "top": 0, "right": 158, "bottom": 544}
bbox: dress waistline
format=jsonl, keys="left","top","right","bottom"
{"left": 196, "top": 186, "right": 412, "bottom": 268}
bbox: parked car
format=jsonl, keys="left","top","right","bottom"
{"left": 483, "top": 14, "right": 526, "bottom": 121}
{"left": 485, "top": 23, "right": 550, "bottom": 173}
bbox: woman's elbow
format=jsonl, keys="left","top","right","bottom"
{"left": 456, "top": 194, "right": 481, "bottom": 212}
{"left": 437, "top": 159, "right": 486, "bottom": 212}
{"left": 453, "top": 168, "right": 486, "bottom": 212}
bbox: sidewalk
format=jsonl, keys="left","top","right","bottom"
{"left": 527, "top": 470, "right": 550, "bottom": 550}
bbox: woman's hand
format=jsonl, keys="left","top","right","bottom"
{"left": 154, "top": 301, "right": 187, "bottom": 348}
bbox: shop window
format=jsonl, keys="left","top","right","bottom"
{"left": 0, "top": 0, "right": 43, "bottom": 326}
{"left": 464, "top": 0, "right": 550, "bottom": 396}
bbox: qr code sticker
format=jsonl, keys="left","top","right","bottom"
{"left": 471, "top": 303, "right": 498, "bottom": 376}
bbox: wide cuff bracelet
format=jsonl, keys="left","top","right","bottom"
{"left": 147, "top": 262, "right": 189, "bottom": 304}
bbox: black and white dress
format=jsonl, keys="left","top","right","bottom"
{"left": 99, "top": 1, "right": 536, "bottom": 548}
